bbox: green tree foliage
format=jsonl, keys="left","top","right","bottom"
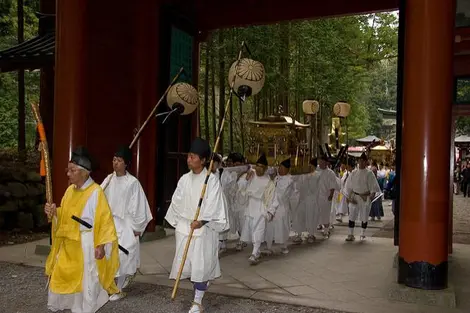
{"left": 0, "top": 0, "right": 40, "bottom": 148}
{"left": 199, "top": 13, "right": 399, "bottom": 154}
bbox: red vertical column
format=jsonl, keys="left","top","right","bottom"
{"left": 133, "top": 1, "right": 160, "bottom": 231}
{"left": 52, "top": 0, "right": 88, "bottom": 201}
{"left": 398, "top": 0, "right": 455, "bottom": 289}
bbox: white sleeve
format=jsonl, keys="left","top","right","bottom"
{"left": 127, "top": 181, "right": 153, "bottom": 234}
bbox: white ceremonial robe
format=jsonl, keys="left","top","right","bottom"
{"left": 344, "top": 169, "right": 381, "bottom": 223}
{"left": 330, "top": 176, "right": 342, "bottom": 219}
{"left": 48, "top": 178, "right": 111, "bottom": 313}
{"left": 316, "top": 168, "right": 340, "bottom": 225}
{"left": 291, "top": 172, "right": 320, "bottom": 235}
{"left": 337, "top": 171, "right": 350, "bottom": 215}
{"left": 219, "top": 165, "right": 250, "bottom": 238}
{"left": 165, "top": 168, "right": 228, "bottom": 283}
{"left": 101, "top": 172, "right": 153, "bottom": 277}
{"left": 266, "top": 174, "right": 299, "bottom": 245}
{"left": 238, "top": 171, "right": 278, "bottom": 245}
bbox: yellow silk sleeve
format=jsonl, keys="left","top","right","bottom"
{"left": 93, "top": 189, "right": 120, "bottom": 294}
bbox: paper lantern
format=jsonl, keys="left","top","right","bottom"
{"left": 302, "top": 100, "right": 320, "bottom": 115}
{"left": 228, "top": 58, "right": 265, "bottom": 98}
{"left": 166, "top": 83, "right": 199, "bottom": 115}
{"left": 333, "top": 102, "right": 351, "bottom": 117}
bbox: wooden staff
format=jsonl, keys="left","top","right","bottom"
{"left": 171, "top": 42, "right": 246, "bottom": 300}
{"left": 31, "top": 102, "right": 53, "bottom": 222}
{"left": 102, "top": 67, "right": 184, "bottom": 191}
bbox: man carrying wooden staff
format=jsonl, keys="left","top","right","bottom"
{"left": 165, "top": 137, "right": 228, "bottom": 313}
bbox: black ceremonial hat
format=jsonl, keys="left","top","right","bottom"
{"left": 280, "top": 157, "right": 291, "bottom": 169}
{"left": 310, "top": 157, "right": 318, "bottom": 166}
{"left": 256, "top": 153, "right": 268, "bottom": 166}
{"left": 213, "top": 153, "right": 222, "bottom": 163}
{"left": 189, "top": 137, "right": 211, "bottom": 160}
{"left": 115, "top": 145, "right": 132, "bottom": 165}
{"left": 360, "top": 152, "right": 368, "bottom": 160}
{"left": 70, "top": 146, "right": 97, "bottom": 171}
{"left": 228, "top": 152, "right": 244, "bottom": 163}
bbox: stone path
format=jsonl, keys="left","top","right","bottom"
{"left": 0, "top": 262, "right": 346, "bottom": 313}
{"left": 2, "top": 197, "right": 470, "bottom": 313}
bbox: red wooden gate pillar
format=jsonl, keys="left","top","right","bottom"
{"left": 52, "top": 0, "right": 88, "bottom": 200}
{"left": 398, "top": 0, "right": 455, "bottom": 289}
{"left": 53, "top": 0, "right": 160, "bottom": 230}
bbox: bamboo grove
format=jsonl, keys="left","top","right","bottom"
{"left": 198, "top": 13, "right": 399, "bottom": 155}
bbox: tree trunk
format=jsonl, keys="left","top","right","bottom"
{"left": 210, "top": 37, "right": 216, "bottom": 142}
{"left": 279, "top": 22, "right": 290, "bottom": 115}
{"left": 17, "top": 0, "right": 25, "bottom": 155}
{"left": 218, "top": 31, "right": 225, "bottom": 154}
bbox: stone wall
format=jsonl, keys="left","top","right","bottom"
{"left": 0, "top": 149, "right": 47, "bottom": 230}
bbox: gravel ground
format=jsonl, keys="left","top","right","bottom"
{"left": 0, "top": 262, "right": 345, "bottom": 313}
{"left": 452, "top": 194, "right": 470, "bottom": 244}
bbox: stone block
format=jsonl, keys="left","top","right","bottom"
{"left": 26, "top": 183, "right": 45, "bottom": 197}
{"left": 35, "top": 244, "right": 51, "bottom": 256}
{"left": 0, "top": 200, "right": 18, "bottom": 212}
{"left": 11, "top": 171, "right": 25, "bottom": 183}
{"left": 17, "top": 212, "right": 34, "bottom": 230}
{"left": 388, "top": 283, "right": 456, "bottom": 308}
{"left": 7, "top": 182, "right": 27, "bottom": 198}
{"left": 0, "top": 184, "right": 11, "bottom": 198}
{"left": 25, "top": 171, "right": 42, "bottom": 182}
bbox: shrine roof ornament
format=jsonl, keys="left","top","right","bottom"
{"left": 0, "top": 13, "right": 55, "bottom": 72}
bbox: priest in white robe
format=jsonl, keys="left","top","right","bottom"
{"left": 101, "top": 146, "right": 153, "bottom": 300}
{"left": 264, "top": 158, "right": 299, "bottom": 254}
{"left": 217, "top": 152, "right": 248, "bottom": 252}
{"left": 238, "top": 154, "right": 278, "bottom": 264}
{"left": 165, "top": 138, "right": 228, "bottom": 313}
{"left": 292, "top": 158, "right": 320, "bottom": 244}
{"left": 336, "top": 160, "right": 352, "bottom": 223}
{"left": 343, "top": 153, "right": 381, "bottom": 241}
{"left": 316, "top": 156, "right": 340, "bottom": 238}
{"left": 45, "top": 147, "right": 119, "bottom": 313}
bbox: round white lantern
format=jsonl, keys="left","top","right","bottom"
{"left": 228, "top": 58, "right": 265, "bottom": 98}
{"left": 333, "top": 102, "right": 351, "bottom": 117}
{"left": 302, "top": 100, "right": 320, "bottom": 115}
{"left": 166, "top": 82, "right": 200, "bottom": 115}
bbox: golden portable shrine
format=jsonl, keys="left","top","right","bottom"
{"left": 245, "top": 114, "right": 310, "bottom": 174}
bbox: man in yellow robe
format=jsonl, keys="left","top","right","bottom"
{"left": 44, "top": 146, "right": 120, "bottom": 313}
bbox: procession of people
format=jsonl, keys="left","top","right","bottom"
{"left": 43, "top": 137, "right": 390, "bottom": 313}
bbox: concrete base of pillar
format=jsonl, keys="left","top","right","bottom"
{"left": 388, "top": 283, "right": 456, "bottom": 308}
{"left": 141, "top": 226, "right": 166, "bottom": 242}
{"left": 35, "top": 244, "right": 51, "bottom": 256}
{"left": 387, "top": 260, "right": 456, "bottom": 309}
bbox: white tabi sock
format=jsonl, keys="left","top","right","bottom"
{"left": 194, "top": 289, "right": 205, "bottom": 305}
{"left": 348, "top": 227, "right": 354, "bottom": 236}
{"left": 361, "top": 227, "right": 366, "bottom": 236}
{"left": 253, "top": 242, "right": 261, "bottom": 256}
